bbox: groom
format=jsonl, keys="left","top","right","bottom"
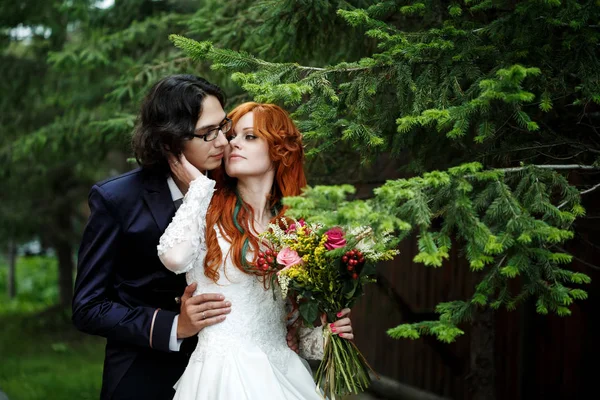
{"left": 73, "top": 75, "right": 236, "bottom": 400}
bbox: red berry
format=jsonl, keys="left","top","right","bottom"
{"left": 258, "top": 252, "right": 265, "bottom": 258}
{"left": 347, "top": 265, "right": 354, "bottom": 271}
{"left": 258, "top": 257, "right": 265, "bottom": 265}
{"left": 352, "top": 273, "right": 358, "bottom": 279}
{"left": 357, "top": 251, "right": 363, "bottom": 258}
{"left": 349, "top": 250, "right": 355, "bottom": 256}
{"left": 267, "top": 256, "right": 274, "bottom": 264}
{"left": 350, "top": 259, "right": 358, "bottom": 266}
{"left": 266, "top": 249, "right": 273, "bottom": 256}
{"left": 358, "top": 257, "right": 365, "bottom": 264}
{"left": 262, "top": 264, "right": 269, "bottom": 270}
{"left": 342, "top": 256, "right": 348, "bottom": 263}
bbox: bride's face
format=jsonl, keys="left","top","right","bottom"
{"left": 225, "top": 112, "right": 273, "bottom": 179}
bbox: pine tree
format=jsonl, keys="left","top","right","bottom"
{"left": 169, "top": 0, "right": 598, "bottom": 376}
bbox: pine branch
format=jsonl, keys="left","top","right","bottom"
{"left": 580, "top": 182, "right": 600, "bottom": 196}
{"left": 500, "top": 164, "right": 600, "bottom": 173}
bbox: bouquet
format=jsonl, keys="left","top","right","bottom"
{"left": 255, "top": 219, "right": 398, "bottom": 399}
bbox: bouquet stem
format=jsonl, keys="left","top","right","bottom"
{"left": 315, "top": 325, "right": 374, "bottom": 399}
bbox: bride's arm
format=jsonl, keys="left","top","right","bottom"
{"left": 298, "top": 308, "right": 354, "bottom": 360}
{"left": 298, "top": 325, "right": 325, "bottom": 360}
{"left": 157, "top": 173, "right": 215, "bottom": 274}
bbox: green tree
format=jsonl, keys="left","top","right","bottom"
{"left": 0, "top": 0, "right": 200, "bottom": 305}
{"left": 169, "top": 1, "right": 598, "bottom": 398}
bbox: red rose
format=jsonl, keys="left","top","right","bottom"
{"left": 324, "top": 227, "right": 346, "bottom": 250}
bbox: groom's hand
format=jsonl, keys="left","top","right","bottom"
{"left": 177, "top": 283, "right": 231, "bottom": 339}
{"left": 286, "top": 323, "right": 300, "bottom": 354}
{"left": 286, "top": 312, "right": 301, "bottom": 354}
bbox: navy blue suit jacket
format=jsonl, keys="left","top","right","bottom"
{"left": 73, "top": 168, "right": 195, "bottom": 400}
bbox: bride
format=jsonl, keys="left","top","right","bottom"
{"left": 157, "top": 102, "right": 354, "bottom": 399}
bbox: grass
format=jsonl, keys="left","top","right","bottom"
{"left": 0, "top": 305, "right": 105, "bottom": 400}
{"left": 0, "top": 255, "right": 104, "bottom": 399}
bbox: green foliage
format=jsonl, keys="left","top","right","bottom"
{"left": 0, "top": 309, "right": 104, "bottom": 400}
{"left": 284, "top": 162, "right": 590, "bottom": 342}
{"left": 0, "top": 256, "right": 60, "bottom": 313}
{"left": 170, "top": 0, "right": 599, "bottom": 171}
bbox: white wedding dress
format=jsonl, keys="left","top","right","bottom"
{"left": 157, "top": 175, "right": 324, "bottom": 400}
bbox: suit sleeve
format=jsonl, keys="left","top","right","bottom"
{"left": 72, "top": 184, "right": 176, "bottom": 352}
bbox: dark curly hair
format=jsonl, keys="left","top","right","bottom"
{"left": 132, "top": 74, "right": 226, "bottom": 172}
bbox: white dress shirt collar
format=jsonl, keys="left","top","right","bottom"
{"left": 166, "top": 175, "right": 184, "bottom": 202}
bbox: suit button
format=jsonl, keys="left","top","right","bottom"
{"left": 174, "top": 296, "right": 181, "bottom": 304}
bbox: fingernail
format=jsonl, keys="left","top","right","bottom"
{"left": 337, "top": 311, "right": 343, "bottom": 317}
{"left": 219, "top": 295, "right": 225, "bottom": 300}
{"left": 225, "top": 301, "right": 231, "bottom": 306}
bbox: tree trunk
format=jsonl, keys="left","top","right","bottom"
{"left": 50, "top": 206, "right": 74, "bottom": 307}
{"left": 7, "top": 240, "right": 17, "bottom": 299}
{"left": 55, "top": 238, "right": 74, "bottom": 307}
{"left": 468, "top": 307, "right": 496, "bottom": 400}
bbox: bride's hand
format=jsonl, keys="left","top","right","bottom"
{"left": 168, "top": 153, "right": 203, "bottom": 190}
{"left": 326, "top": 308, "right": 353, "bottom": 340}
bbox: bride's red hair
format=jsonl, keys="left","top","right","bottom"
{"left": 204, "top": 103, "right": 306, "bottom": 281}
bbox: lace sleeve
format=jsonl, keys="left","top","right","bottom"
{"left": 157, "top": 175, "right": 215, "bottom": 274}
{"left": 298, "top": 325, "right": 324, "bottom": 360}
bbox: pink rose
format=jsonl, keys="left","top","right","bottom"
{"left": 276, "top": 247, "right": 303, "bottom": 267}
{"left": 286, "top": 219, "right": 306, "bottom": 233}
{"left": 324, "top": 227, "right": 346, "bottom": 250}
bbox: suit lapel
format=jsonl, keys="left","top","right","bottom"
{"left": 142, "top": 170, "right": 176, "bottom": 234}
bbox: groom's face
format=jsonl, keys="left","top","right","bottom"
{"left": 182, "top": 95, "right": 229, "bottom": 172}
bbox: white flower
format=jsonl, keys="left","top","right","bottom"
{"left": 277, "top": 273, "right": 292, "bottom": 298}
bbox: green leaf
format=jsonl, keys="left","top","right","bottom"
{"left": 387, "top": 324, "right": 421, "bottom": 340}
{"left": 536, "top": 299, "right": 548, "bottom": 315}
{"left": 500, "top": 265, "right": 519, "bottom": 278}
{"left": 539, "top": 91, "right": 553, "bottom": 112}
{"left": 299, "top": 301, "right": 319, "bottom": 325}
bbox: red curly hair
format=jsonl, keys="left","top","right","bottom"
{"left": 204, "top": 103, "right": 307, "bottom": 282}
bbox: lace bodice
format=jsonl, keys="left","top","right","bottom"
{"left": 157, "top": 175, "right": 324, "bottom": 370}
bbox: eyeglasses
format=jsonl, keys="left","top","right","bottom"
{"left": 192, "top": 117, "right": 233, "bottom": 142}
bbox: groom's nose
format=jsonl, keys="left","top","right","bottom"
{"left": 214, "top": 130, "right": 229, "bottom": 147}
